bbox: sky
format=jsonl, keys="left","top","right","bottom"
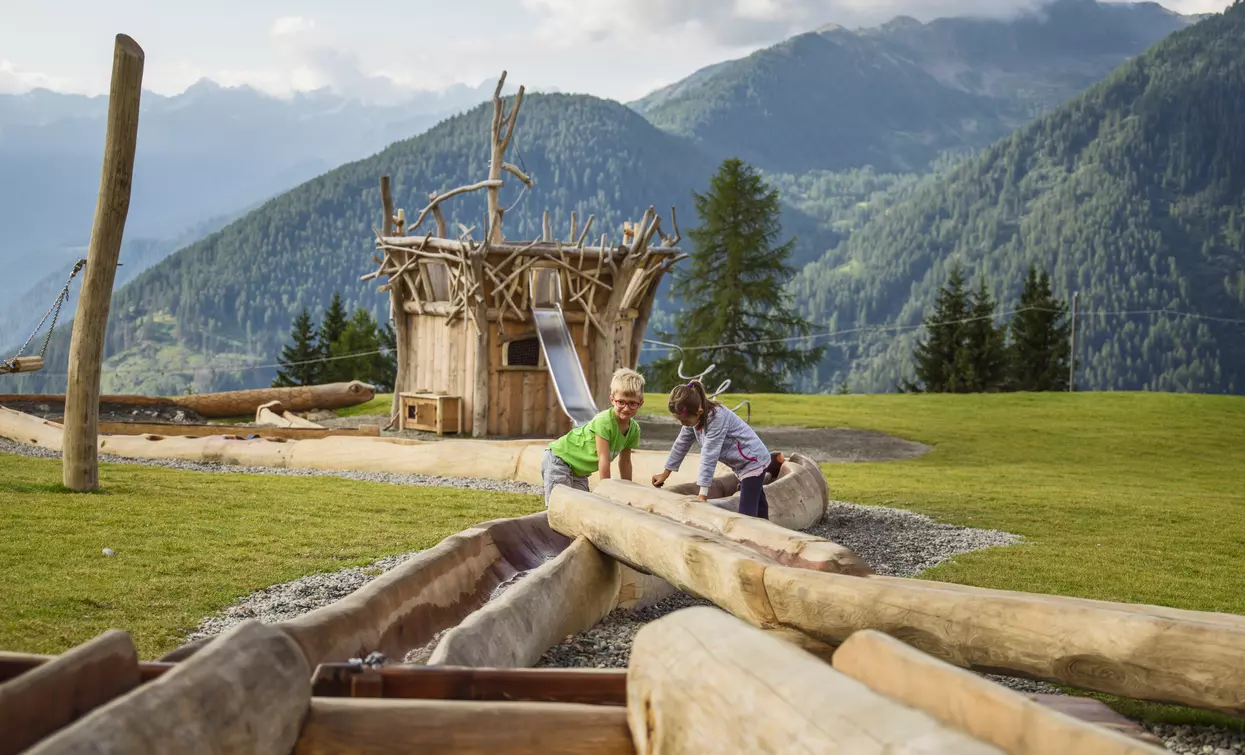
{"left": 0, "top": 0, "right": 1234, "bottom": 103}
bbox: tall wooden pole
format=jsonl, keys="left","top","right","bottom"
{"left": 1068, "top": 290, "right": 1079, "bottom": 393}
{"left": 62, "top": 35, "right": 144, "bottom": 491}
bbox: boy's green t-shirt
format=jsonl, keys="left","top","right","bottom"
{"left": 548, "top": 408, "right": 641, "bottom": 477}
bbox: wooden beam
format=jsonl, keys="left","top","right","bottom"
{"left": 0, "top": 356, "right": 44, "bottom": 375}
{"left": 0, "top": 630, "right": 140, "bottom": 755}
{"left": 831, "top": 630, "right": 1167, "bottom": 755}
{"left": 408, "top": 302, "right": 641, "bottom": 322}
{"left": 626, "top": 607, "right": 1005, "bottom": 755}
{"left": 96, "top": 422, "right": 379, "bottom": 440}
{"left": 548, "top": 486, "right": 1245, "bottom": 717}
{"left": 293, "top": 698, "right": 633, "bottom": 755}
{"left": 62, "top": 34, "right": 144, "bottom": 492}
{"left": 310, "top": 666, "right": 626, "bottom": 706}
{"left": 0, "top": 653, "right": 171, "bottom": 686}
{"left": 379, "top": 235, "right": 679, "bottom": 259}
{"left": 428, "top": 536, "right": 621, "bottom": 668}
{"left": 24, "top": 621, "right": 310, "bottom": 755}
{"left": 172, "top": 381, "right": 375, "bottom": 419}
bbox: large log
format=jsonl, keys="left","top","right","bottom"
{"left": 0, "top": 406, "right": 721, "bottom": 488}
{"left": 590, "top": 476, "right": 869, "bottom": 574}
{"left": 26, "top": 620, "right": 310, "bottom": 755}
{"left": 97, "top": 421, "right": 378, "bottom": 440}
{"left": 62, "top": 34, "right": 144, "bottom": 492}
{"left": 831, "top": 629, "right": 1166, "bottom": 755}
{"left": 627, "top": 606, "right": 1005, "bottom": 755}
{"left": 172, "top": 380, "right": 375, "bottom": 418}
{"left": 764, "top": 568, "right": 1245, "bottom": 716}
{"left": 663, "top": 451, "right": 830, "bottom": 531}
{"left": 549, "top": 486, "right": 1245, "bottom": 716}
{"left": 0, "top": 630, "right": 140, "bottom": 755}
{"left": 548, "top": 487, "right": 777, "bottom": 628}
{"left": 429, "top": 536, "right": 622, "bottom": 668}
{"left": 293, "top": 699, "right": 633, "bottom": 755}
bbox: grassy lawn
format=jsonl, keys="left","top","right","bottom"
{"left": 0, "top": 454, "right": 542, "bottom": 659}
{"left": 337, "top": 394, "right": 394, "bottom": 417}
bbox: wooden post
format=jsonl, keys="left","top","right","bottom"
{"left": 62, "top": 34, "right": 144, "bottom": 492}
{"left": 470, "top": 249, "right": 490, "bottom": 437}
{"left": 1068, "top": 290, "right": 1079, "bottom": 392}
{"left": 381, "top": 176, "right": 406, "bottom": 427}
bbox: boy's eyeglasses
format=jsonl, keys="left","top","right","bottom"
{"left": 612, "top": 398, "right": 643, "bottom": 409}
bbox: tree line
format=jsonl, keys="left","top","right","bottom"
{"left": 272, "top": 292, "right": 396, "bottom": 390}
{"left": 902, "top": 263, "right": 1073, "bottom": 393}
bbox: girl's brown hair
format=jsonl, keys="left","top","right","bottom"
{"left": 668, "top": 380, "right": 720, "bottom": 431}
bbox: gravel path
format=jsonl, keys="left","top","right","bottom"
{"left": 6, "top": 437, "right": 1240, "bottom": 751}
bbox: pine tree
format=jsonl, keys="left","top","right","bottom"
{"left": 959, "top": 277, "right": 1007, "bottom": 392}
{"left": 316, "top": 292, "right": 350, "bottom": 383}
{"left": 1008, "top": 265, "right": 1072, "bottom": 391}
{"left": 903, "top": 264, "right": 969, "bottom": 393}
{"left": 650, "top": 158, "right": 824, "bottom": 392}
{"left": 271, "top": 308, "right": 321, "bottom": 387}
{"left": 330, "top": 308, "right": 383, "bottom": 385}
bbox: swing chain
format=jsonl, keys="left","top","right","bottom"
{"left": 5, "top": 259, "right": 87, "bottom": 368}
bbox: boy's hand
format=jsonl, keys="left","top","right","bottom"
{"left": 652, "top": 469, "right": 671, "bottom": 488}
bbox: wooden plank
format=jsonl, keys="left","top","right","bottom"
{"left": 832, "top": 629, "right": 1166, "bottom": 754}
{"left": 1025, "top": 694, "right": 1166, "bottom": 749}
{"left": 0, "top": 630, "right": 140, "bottom": 755}
{"left": 627, "top": 606, "right": 1005, "bottom": 755}
{"left": 293, "top": 698, "right": 634, "bottom": 755}
{"left": 0, "top": 653, "right": 171, "bottom": 685}
{"left": 25, "top": 620, "right": 310, "bottom": 755}
{"left": 428, "top": 536, "right": 621, "bottom": 668}
{"left": 97, "top": 422, "right": 379, "bottom": 440}
{"left": 310, "top": 666, "right": 626, "bottom": 706}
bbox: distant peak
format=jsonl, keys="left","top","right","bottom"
{"left": 184, "top": 77, "right": 222, "bottom": 93}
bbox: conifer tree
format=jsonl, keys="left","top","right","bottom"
{"left": 331, "top": 307, "right": 384, "bottom": 386}
{"left": 959, "top": 277, "right": 1007, "bottom": 392}
{"left": 316, "top": 292, "right": 350, "bottom": 383}
{"left": 271, "top": 308, "right": 321, "bottom": 387}
{"left": 650, "top": 158, "right": 824, "bottom": 392}
{"left": 903, "top": 264, "right": 969, "bottom": 393}
{"left": 1008, "top": 264, "right": 1072, "bottom": 391}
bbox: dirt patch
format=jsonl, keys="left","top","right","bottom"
{"left": 325, "top": 411, "right": 930, "bottom": 464}
{"left": 0, "top": 398, "right": 205, "bottom": 425}
{"left": 634, "top": 414, "right": 931, "bottom": 464}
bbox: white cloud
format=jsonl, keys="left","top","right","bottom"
{"left": 0, "top": 59, "right": 82, "bottom": 95}
{"left": 271, "top": 16, "right": 316, "bottom": 37}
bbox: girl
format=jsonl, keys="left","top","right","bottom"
{"left": 652, "top": 380, "right": 771, "bottom": 519}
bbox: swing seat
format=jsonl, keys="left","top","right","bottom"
{"left": 0, "top": 356, "right": 44, "bottom": 374}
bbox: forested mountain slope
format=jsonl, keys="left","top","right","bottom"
{"left": 5, "top": 94, "right": 832, "bottom": 395}
{"left": 632, "top": 0, "right": 1198, "bottom": 174}
{"left": 790, "top": 4, "right": 1245, "bottom": 394}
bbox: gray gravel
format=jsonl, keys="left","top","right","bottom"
{"left": 7, "top": 437, "right": 1239, "bottom": 751}
{"left": 0, "top": 436, "right": 542, "bottom": 495}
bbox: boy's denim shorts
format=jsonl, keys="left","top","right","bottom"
{"left": 541, "top": 448, "right": 589, "bottom": 506}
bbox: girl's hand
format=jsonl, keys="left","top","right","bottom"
{"left": 696, "top": 494, "right": 708, "bottom": 503}
{"left": 652, "top": 470, "right": 671, "bottom": 488}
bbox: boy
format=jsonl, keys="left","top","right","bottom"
{"left": 541, "top": 367, "right": 645, "bottom": 506}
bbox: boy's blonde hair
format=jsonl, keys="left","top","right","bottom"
{"left": 610, "top": 367, "right": 646, "bottom": 398}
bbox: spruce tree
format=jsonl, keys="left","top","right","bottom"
{"left": 316, "top": 292, "right": 350, "bottom": 383}
{"left": 1008, "top": 264, "right": 1072, "bottom": 391}
{"left": 331, "top": 307, "right": 390, "bottom": 387}
{"left": 650, "top": 158, "right": 824, "bottom": 392}
{"left": 903, "top": 264, "right": 969, "bottom": 393}
{"left": 272, "top": 308, "right": 321, "bottom": 387}
{"left": 959, "top": 277, "right": 1007, "bottom": 392}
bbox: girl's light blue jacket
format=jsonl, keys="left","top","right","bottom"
{"left": 664, "top": 405, "right": 770, "bottom": 488}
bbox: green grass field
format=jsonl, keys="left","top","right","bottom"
{"left": 3, "top": 390, "right": 1242, "bottom": 726}
{"left": 0, "top": 457, "right": 542, "bottom": 658}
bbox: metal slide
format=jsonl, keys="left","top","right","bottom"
{"left": 530, "top": 267, "right": 600, "bottom": 427}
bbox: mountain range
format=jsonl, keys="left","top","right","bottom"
{"left": 4, "top": 0, "right": 1239, "bottom": 398}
